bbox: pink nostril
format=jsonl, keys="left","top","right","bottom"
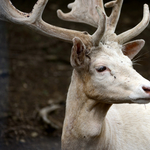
{"left": 142, "top": 87, "right": 150, "bottom": 94}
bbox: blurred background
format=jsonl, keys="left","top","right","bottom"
{"left": 0, "top": 0, "right": 150, "bottom": 149}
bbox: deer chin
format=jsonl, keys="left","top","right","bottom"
{"left": 129, "top": 92, "right": 150, "bottom": 104}
{"left": 131, "top": 98, "right": 150, "bottom": 104}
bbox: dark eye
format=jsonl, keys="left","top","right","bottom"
{"left": 96, "top": 66, "right": 107, "bottom": 72}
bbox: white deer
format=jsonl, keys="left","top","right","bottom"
{"left": 1, "top": 0, "right": 150, "bottom": 149}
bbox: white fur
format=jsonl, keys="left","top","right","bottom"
{"left": 62, "top": 42, "right": 150, "bottom": 150}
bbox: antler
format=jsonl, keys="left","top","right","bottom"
{"left": 0, "top": 0, "right": 149, "bottom": 47}
{"left": 57, "top": 0, "right": 122, "bottom": 33}
{"left": 57, "top": 0, "right": 104, "bottom": 28}
{"left": 105, "top": 0, "right": 123, "bottom": 33}
{"left": 0, "top": 0, "right": 92, "bottom": 46}
{"left": 117, "top": 4, "right": 150, "bottom": 44}
{"left": 104, "top": 0, "right": 150, "bottom": 43}
{"left": 58, "top": 0, "right": 150, "bottom": 44}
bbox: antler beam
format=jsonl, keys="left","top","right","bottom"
{"left": 0, "top": 0, "right": 92, "bottom": 46}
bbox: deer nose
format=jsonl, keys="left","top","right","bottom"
{"left": 142, "top": 86, "right": 150, "bottom": 95}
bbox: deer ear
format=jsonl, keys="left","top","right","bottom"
{"left": 122, "top": 39, "right": 145, "bottom": 59}
{"left": 71, "top": 37, "right": 87, "bottom": 68}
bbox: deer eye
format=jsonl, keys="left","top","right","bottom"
{"left": 96, "top": 66, "right": 107, "bottom": 72}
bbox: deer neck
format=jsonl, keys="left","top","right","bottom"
{"left": 62, "top": 69, "right": 112, "bottom": 150}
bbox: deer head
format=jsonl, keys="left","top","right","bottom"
{"left": 68, "top": 1, "right": 150, "bottom": 104}
{"left": 71, "top": 37, "right": 150, "bottom": 104}
{"left": 0, "top": 0, "right": 150, "bottom": 103}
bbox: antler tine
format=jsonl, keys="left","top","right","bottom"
{"left": 0, "top": 0, "right": 31, "bottom": 23}
{"left": 105, "top": 0, "right": 123, "bottom": 33}
{"left": 99, "top": 0, "right": 105, "bottom": 12}
{"left": 117, "top": 4, "right": 150, "bottom": 44}
{"left": 0, "top": 0, "right": 92, "bottom": 46}
{"left": 92, "top": 6, "right": 106, "bottom": 46}
{"left": 57, "top": 0, "right": 105, "bottom": 28}
{"left": 30, "top": 0, "right": 48, "bottom": 21}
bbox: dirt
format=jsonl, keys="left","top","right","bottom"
{"left": 0, "top": 0, "right": 150, "bottom": 149}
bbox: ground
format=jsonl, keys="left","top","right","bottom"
{"left": 0, "top": 0, "right": 150, "bottom": 150}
